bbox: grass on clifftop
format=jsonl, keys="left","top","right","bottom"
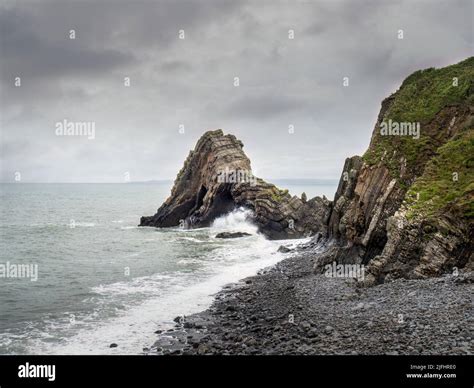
{"left": 385, "top": 57, "right": 474, "bottom": 123}
{"left": 404, "top": 127, "right": 474, "bottom": 221}
{"left": 363, "top": 57, "right": 474, "bottom": 180}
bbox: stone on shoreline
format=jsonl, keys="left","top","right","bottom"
{"left": 215, "top": 232, "right": 251, "bottom": 239}
{"left": 277, "top": 245, "right": 292, "bottom": 253}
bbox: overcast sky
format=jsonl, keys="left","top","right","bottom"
{"left": 1, "top": 0, "right": 472, "bottom": 182}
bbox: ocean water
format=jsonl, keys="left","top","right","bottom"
{"left": 0, "top": 181, "right": 337, "bottom": 355}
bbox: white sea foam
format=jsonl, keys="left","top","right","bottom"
{"left": 210, "top": 207, "right": 258, "bottom": 235}
{"left": 91, "top": 273, "right": 173, "bottom": 296}
{"left": 177, "top": 258, "right": 203, "bottom": 265}
{"left": 179, "top": 237, "right": 205, "bottom": 243}
{"left": 72, "top": 222, "right": 96, "bottom": 227}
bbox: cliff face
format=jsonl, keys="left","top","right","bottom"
{"left": 365, "top": 126, "right": 474, "bottom": 284}
{"left": 319, "top": 57, "right": 474, "bottom": 283}
{"left": 140, "top": 130, "right": 331, "bottom": 239}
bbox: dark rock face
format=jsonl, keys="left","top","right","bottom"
{"left": 363, "top": 211, "right": 474, "bottom": 285}
{"left": 327, "top": 155, "right": 363, "bottom": 240}
{"left": 215, "top": 232, "right": 251, "bottom": 239}
{"left": 140, "top": 129, "right": 331, "bottom": 239}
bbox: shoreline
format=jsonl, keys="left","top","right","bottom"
{"left": 151, "top": 241, "right": 473, "bottom": 355}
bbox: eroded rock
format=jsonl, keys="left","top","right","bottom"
{"left": 140, "top": 130, "right": 331, "bottom": 239}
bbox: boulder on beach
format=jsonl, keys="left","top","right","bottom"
{"left": 215, "top": 232, "right": 252, "bottom": 239}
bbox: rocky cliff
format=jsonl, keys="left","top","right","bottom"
{"left": 317, "top": 57, "right": 474, "bottom": 283}
{"left": 141, "top": 57, "right": 473, "bottom": 283}
{"left": 140, "top": 130, "right": 330, "bottom": 239}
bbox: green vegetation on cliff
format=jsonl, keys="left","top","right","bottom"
{"left": 363, "top": 57, "right": 474, "bottom": 182}
{"left": 385, "top": 57, "right": 473, "bottom": 123}
{"left": 269, "top": 188, "right": 289, "bottom": 202}
{"left": 405, "top": 127, "right": 474, "bottom": 220}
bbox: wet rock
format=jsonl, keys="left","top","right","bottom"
{"left": 215, "top": 232, "right": 251, "bottom": 239}
{"left": 197, "top": 344, "right": 209, "bottom": 355}
{"left": 277, "top": 245, "right": 292, "bottom": 253}
{"left": 324, "top": 326, "right": 334, "bottom": 335}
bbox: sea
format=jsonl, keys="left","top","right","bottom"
{"left": 0, "top": 180, "right": 337, "bottom": 354}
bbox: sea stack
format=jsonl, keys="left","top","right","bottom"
{"left": 139, "top": 130, "right": 331, "bottom": 239}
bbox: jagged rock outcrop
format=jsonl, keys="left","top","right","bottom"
{"left": 140, "top": 130, "right": 331, "bottom": 239}
{"left": 316, "top": 57, "right": 474, "bottom": 283}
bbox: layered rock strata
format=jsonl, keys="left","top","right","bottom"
{"left": 140, "top": 130, "right": 331, "bottom": 239}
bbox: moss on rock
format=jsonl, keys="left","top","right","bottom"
{"left": 363, "top": 57, "right": 473, "bottom": 185}
{"left": 404, "top": 127, "right": 474, "bottom": 220}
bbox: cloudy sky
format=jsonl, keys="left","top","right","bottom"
{"left": 1, "top": 0, "right": 472, "bottom": 182}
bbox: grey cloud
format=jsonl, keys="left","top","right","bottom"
{"left": 0, "top": 7, "right": 135, "bottom": 78}
{"left": 223, "top": 94, "right": 309, "bottom": 120}
{"left": 0, "top": 0, "right": 472, "bottom": 182}
{"left": 159, "top": 60, "right": 193, "bottom": 73}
